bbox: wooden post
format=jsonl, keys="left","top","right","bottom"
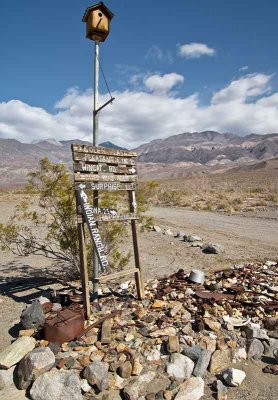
{"left": 128, "top": 191, "right": 145, "bottom": 299}
{"left": 75, "top": 192, "right": 91, "bottom": 319}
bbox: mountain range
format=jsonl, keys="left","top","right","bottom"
{"left": 0, "top": 132, "right": 277, "bottom": 188}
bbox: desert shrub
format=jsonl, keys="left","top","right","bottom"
{"left": 0, "top": 158, "right": 132, "bottom": 278}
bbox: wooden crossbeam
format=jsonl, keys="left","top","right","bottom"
{"left": 97, "top": 268, "right": 138, "bottom": 283}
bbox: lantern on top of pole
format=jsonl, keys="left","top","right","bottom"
{"left": 82, "top": 2, "right": 114, "bottom": 294}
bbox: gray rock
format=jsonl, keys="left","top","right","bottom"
{"left": 0, "top": 365, "right": 16, "bottom": 390}
{"left": 184, "top": 235, "right": 202, "bottom": 242}
{"left": 17, "top": 347, "right": 55, "bottom": 389}
{"left": 83, "top": 361, "right": 108, "bottom": 392}
{"left": 123, "top": 372, "right": 156, "bottom": 400}
{"left": 202, "top": 243, "right": 224, "bottom": 254}
{"left": 193, "top": 349, "right": 211, "bottom": 377}
{"left": 164, "top": 229, "right": 173, "bottom": 236}
{"left": 264, "top": 317, "right": 278, "bottom": 331}
{"left": 145, "top": 376, "right": 171, "bottom": 396}
{"left": 21, "top": 302, "right": 45, "bottom": 330}
{"left": 166, "top": 353, "right": 194, "bottom": 380}
{"left": 247, "top": 338, "right": 264, "bottom": 360}
{"left": 153, "top": 226, "right": 162, "bottom": 233}
{"left": 175, "top": 377, "right": 205, "bottom": 400}
{"left": 181, "top": 345, "right": 202, "bottom": 362}
{"left": 263, "top": 338, "right": 278, "bottom": 357}
{"left": 245, "top": 327, "right": 269, "bottom": 340}
{"left": 216, "top": 380, "right": 228, "bottom": 400}
{"left": 30, "top": 369, "right": 82, "bottom": 400}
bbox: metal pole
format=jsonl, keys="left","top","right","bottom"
{"left": 93, "top": 41, "right": 100, "bottom": 294}
{"left": 93, "top": 41, "right": 99, "bottom": 146}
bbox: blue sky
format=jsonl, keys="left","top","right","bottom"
{"left": 0, "top": 0, "right": 277, "bottom": 147}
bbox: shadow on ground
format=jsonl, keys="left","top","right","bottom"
{"left": 0, "top": 261, "right": 76, "bottom": 303}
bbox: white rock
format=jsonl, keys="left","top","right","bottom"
{"left": 38, "top": 296, "right": 50, "bottom": 305}
{"left": 175, "top": 377, "right": 205, "bottom": 400}
{"left": 0, "top": 337, "right": 36, "bottom": 369}
{"left": 143, "top": 346, "right": 161, "bottom": 362}
{"left": 223, "top": 368, "right": 246, "bottom": 387}
{"left": 120, "top": 281, "right": 130, "bottom": 290}
{"left": 233, "top": 348, "right": 247, "bottom": 361}
{"left": 166, "top": 353, "right": 194, "bottom": 380}
{"left": 80, "top": 379, "right": 91, "bottom": 393}
{"left": 265, "top": 261, "right": 276, "bottom": 267}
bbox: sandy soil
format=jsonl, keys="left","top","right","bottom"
{"left": 0, "top": 198, "right": 277, "bottom": 399}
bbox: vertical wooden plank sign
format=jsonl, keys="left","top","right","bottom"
{"left": 77, "top": 184, "right": 108, "bottom": 272}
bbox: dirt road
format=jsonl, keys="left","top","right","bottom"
{"left": 139, "top": 206, "right": 278, "bottom": 279}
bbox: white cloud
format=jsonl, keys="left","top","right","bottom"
{"left": 179, "top": 42, "right": 216, "bottom": 58}
{"left": 144, "top": 73, "right": 184, "bottom": 94}
{"left": 0, "top": 73, "right": 277, "bottom": 148}
{"left": 212, "top": 73, "right": 272, "bottom": 104}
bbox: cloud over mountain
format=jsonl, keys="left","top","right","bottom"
{"left": 0, "top": 72, "right": 277, "bottom": 148}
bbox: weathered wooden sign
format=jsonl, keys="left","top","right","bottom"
{"left": 77, "top": 184, "right": 108, "bottom": 271}
{"left": 74, "top": 163, "right": 137, "bottom": 175}
{"left": 72, "top": 144, "right": 144, "bottom": 320}
{"left": 75, "top": 182, "right": 137, "bottom": 191}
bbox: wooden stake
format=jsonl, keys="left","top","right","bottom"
{"left": 128, "top": 191, "right": 145, "bottom": 299}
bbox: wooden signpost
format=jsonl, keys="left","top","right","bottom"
{"left": 72, "top": 144, "right": 145, "bottom": 319}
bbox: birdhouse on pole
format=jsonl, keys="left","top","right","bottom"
{"left": 82, "top": 2, "right": 114, "bottom": 42}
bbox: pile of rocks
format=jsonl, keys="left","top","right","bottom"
{"left": 0, "top": 261, "right": 277, "bottom": 400}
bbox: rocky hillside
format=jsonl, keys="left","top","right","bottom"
{"left": 136, "top": 131, "right": 278, "bottom": 166}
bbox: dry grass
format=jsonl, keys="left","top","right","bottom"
{"left": 142, "top": 158, "right": 278, "bottom": 214}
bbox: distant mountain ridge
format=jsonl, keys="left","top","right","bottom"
{"left": 135, "top": 131, "right": 278, "bottom": 165}
{"left": 0, "top": 132, "right": 278, "bottom": 187}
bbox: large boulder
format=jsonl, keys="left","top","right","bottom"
{"left": 17, "top": 347, "right": 55, "bottom": 389}
{"left": 30, "top": 369, "right": 82, "bottom": 400}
